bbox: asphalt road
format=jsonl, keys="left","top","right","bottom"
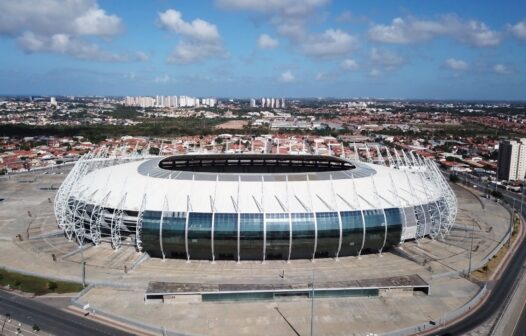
{"left": 514, "top": 300, "right": 526, "bottom": 336}
{"left": 0, "top": 290, "right": 133, "bottom": 336}
{"left": 435, "top": 172, "right": 526, "bottom": 335}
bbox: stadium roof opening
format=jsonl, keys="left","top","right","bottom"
{"left": 158, "top": 154, "right": 355, "bottom": 174}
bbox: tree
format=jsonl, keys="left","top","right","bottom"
{"left": 449, "top": 174, "right": 460, "bottom": 183}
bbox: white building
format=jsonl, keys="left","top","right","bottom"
{"left": 498, "top": 139, "right": 526, "bottom": 181}
{"left": 250, "top": 98, "right": 256, "bottom": 108}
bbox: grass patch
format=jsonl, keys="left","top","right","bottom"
{"left": 471, "top": 215, "right": 520, "bottom": 281}
{"left": 0, "top": 268, "right": 83, "bottom": 295}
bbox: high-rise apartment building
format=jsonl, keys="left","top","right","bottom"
{"left": 497, "top": 139, "right": 526, "bottom": 181}
{"left": 250, "top": 98, "right": 256, "bottom": 108}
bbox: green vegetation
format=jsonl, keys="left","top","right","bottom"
{"left": 104, "top": 105, "right": 142, "bottom": 119}
{"left": 491, "top": 190, "right": 503, "bottom": 199}
{"left": 0, "top": 268, "right": 83, "bottom": 295}
{"left": 0, "top": 117, "right": 224, "bottom": 143}
{"left": 449, "top": 174, "right": 460, "bottom": 183}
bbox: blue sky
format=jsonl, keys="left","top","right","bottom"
{"left": 0, "top": 0, "right": 525, "bottom": 99}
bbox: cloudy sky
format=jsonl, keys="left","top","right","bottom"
{"left": 0, "top": 0, "right": 525, "bottom": 99}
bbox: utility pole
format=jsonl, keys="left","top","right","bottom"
{"left": 310, "top": 269, "right": 315, "bottom": 336}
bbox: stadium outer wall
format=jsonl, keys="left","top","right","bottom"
{"left": 54, "top": 150, "right": 457, "bottom": 262}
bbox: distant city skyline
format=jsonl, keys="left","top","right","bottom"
{"left": 0, "top": 1, "right": 525, "bottom": 100}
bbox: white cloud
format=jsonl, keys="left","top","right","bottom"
{"left": 134, "top": 51, "right": 149, "bottom": 62}
{"left": 257, "top": 34, "right": 279, "bottom": 49}
{"left": 315, "top": 72, "right": 326, "bottom": 81}
{"left": 443, "top": 58, "right": 469, "bottom": 71}
{"left": 508, "top": 19, "right": 526, "bottom": 40}
{"left": 302, "top": 29, "right": 358, "bottom": 58}
{"left": 370, "top": 48, "right": 405, "bottom": 71}
{"left": 280, "top": 70, "right": 295, "bottom": 82}
{"left": 154, "top": 74, "right": 171, "bottom": 83}
{"left": 369, "top": 68, "right": 382, "bottom": 77}
{"left": 73, "top": 7, "right": 122, "bottom": 36}
{"left": 217, "top": 0, "right": 351, "bottom": 59}
{"left": 368, "top": 15, "right": 502, "bottom": 48}
{"left": 0, "top": 0, "right": 133, "bottom": 61}
{"left": 493, "top": 64, "right": 512, "bottom": 75}
{"left": 341, "top": 58, "right": 359, "bottom": 70}
{"left": 159, "top": 9, "right": 225, "bottom": 64}
{"left": 17, "top": 32, "right": 128, "bottom": 62}
{"left": 167, "top": 41, "right": 224, "bottom": 64}
{"left": 158, "top": 9, "right": 220, "bottom": 42}
{"left": 216, "top": 0, "right": 329, "bottom": 17}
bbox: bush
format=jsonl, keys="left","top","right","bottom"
{"left": 47, "top": 281, "right": 58, "bottom": 290}
{"left": 449, "top": 174, "right": 460, "bottom": 183}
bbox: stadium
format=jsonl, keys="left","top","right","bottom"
{"left": 54, "top": 149, "right": 457, "bottom": 261}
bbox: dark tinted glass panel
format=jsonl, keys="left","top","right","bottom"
{"left": 162, "top": 211, "right": 186, "bottom": 258}
{"left": 239, "top": 213, "right": 264, "bottom": 260}
{"left": 265, "top": 213, "right": 289, "bottom": 260}
{"left": 188, "top": 212, "right": 212, "bottom": 260}
{"left": 362, "top": 209, "right": 385, "bottom": 253}
{"left": 315, "top": 212, "right": 339, "bottom": 258}
{"left": 214, "top": 213, "right": 237, "bottom": 260}
{"left": 142, "top": 210, "right": 162, "bottom": 257}
{"left": 384, "top": 208, "right": 403, "bottom": 248}
{"left": 340, "top": 211, "right": 363, "bottom": 256}
{"left": 290, "top": 213, "right": 315, "bottom": 259}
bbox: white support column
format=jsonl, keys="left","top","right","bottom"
{"left": 385, "top": 147, "right": 396, "bottom": 168}
{"left": 236, "top": 175, "right": 241, "bottom": 263}
{"left": 286, "top": 175, "right": 292, "bottom": 263}
{"left": 375, "top": 145, "right": 385, "bottom": 166}
{"left": 211, "top": 175, "right": 218, "bottom": 263}
{"left": 330, "top": 174, "right": 343, "bottom": 260}
{"left": 393, "top": 149, "right": 404, "bottom": 168}
{"left": 136, "top": 193, "right": 147, "bottom": 252}
{"left": 159, "top": 195, "right": 168, "bottom": 260}
{"left": 89, "top": 191, "right": 109, "bottom": 246}
{"left": 364, "top": 144, "right": 373, "bottom": 163}
{"left": 389, "top": 173, "right": 407, "bottom": 244}
{"left": 261, "top": 176, "right": 266, "bottom": 263}
{"left": 353, "top": 143, "right": 359, "bottom": 161}
{"left": 371, "top": 175, "right": 388, "bottom": 255}
{"left": 185, "top": 194, "right": 191, "bottom": 262}
{"left": 111, "top": 192, "right": 127, "bottom": 250}
{"left": 351, "top": 174, "right": 366, "bottom": 258}
{"left": 306, "top": 174, "right": 317, "bottom": 261}
{"left": 404, "top": 170, "right": 427, "bottom": 241}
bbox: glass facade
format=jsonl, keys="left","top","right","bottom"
{"left": 162, "top": 211, "right": 186, "bottom": 258}
{"left": 384, "top": 208, "right": 403, "bottom": 246}
{"left": 265, "top": 213, "right": 290, "bottom": 260}
{"left": 239, "top": 213, "right": 264, "bottom": 260}
{"left": 315, "top": 212, "right": 340, "bottom": 258}
{"left": 187, "top": 212, "right": 213, "bottom": 259}
{"left": 214, "top": 213, "right": 238, "bottom": 259}
{"left": 362, "top": 209, "right": 385, "bottom": 253}
{"left": 137, "top": 207, "right": 407, "bottom": 260}
{"left": 142, "top": 210, "right": 162, "bottom": 257}
{"left": 340, "top": 211, "right": 364, "bottom": 256}
{"left": 290, "top": 213, "right": 315, "bottom": 259}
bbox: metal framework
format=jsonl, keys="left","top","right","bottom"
{"left": 54, "top": 144, "right": 457, "bottom": 261}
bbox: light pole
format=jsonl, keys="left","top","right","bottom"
{"left": 1, "top": 313, "right": 11, "bottom": 335}
{"left": 310, "top": 269, "right": 315, "bottom": 336}
{"left": 468, "top": 217, "right": 475, "bottom": 277}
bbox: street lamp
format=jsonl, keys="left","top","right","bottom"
{"left": 1, "top": 313, "right": 11, "bottom": 335}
